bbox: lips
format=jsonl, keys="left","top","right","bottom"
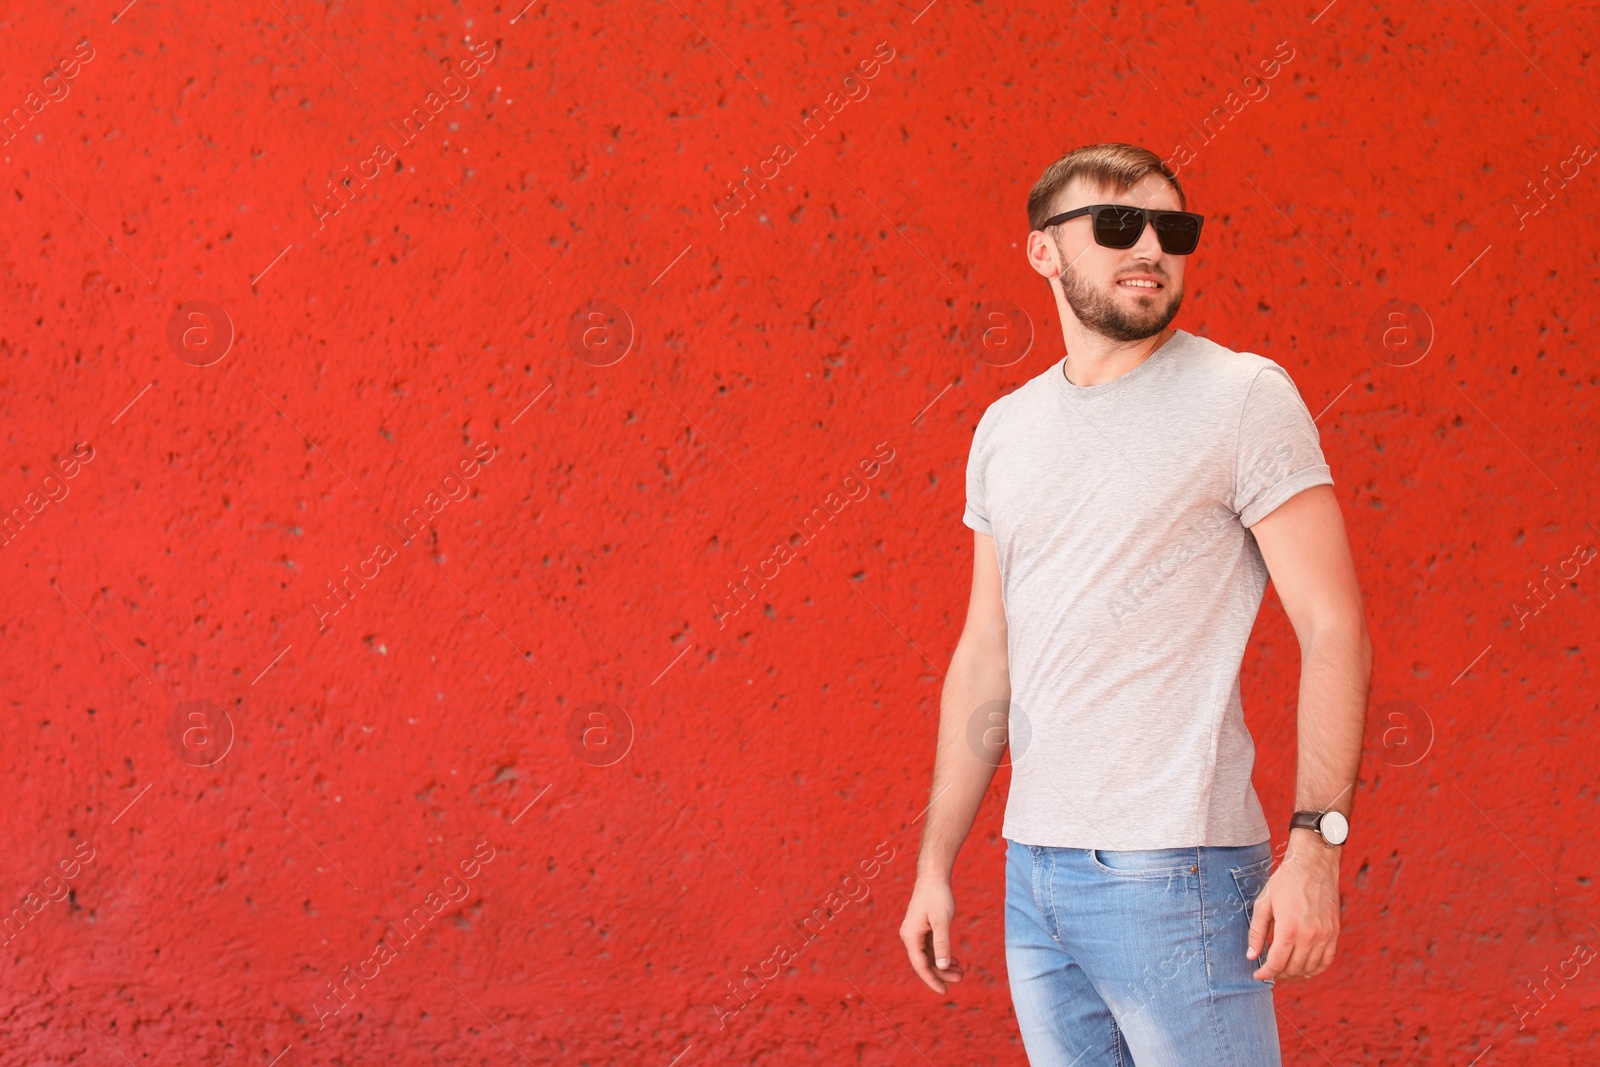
{"left": 1117, "top": 277, "right": 1163, "bottom": 289}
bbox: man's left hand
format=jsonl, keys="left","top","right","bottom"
{"left": 1246, "top": 837, "right": 1341, "bottom": 982}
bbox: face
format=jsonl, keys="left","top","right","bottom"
{"left": 1032, "top": 174, "right": 1189, "bottom": 342}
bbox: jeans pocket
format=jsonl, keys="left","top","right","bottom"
{"left": 1229, "top": 854, "right": 1275, "bottom": 925}
{"left": 1089, "top": 846, "right": 1199, "bottom": 878}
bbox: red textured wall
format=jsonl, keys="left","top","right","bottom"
{"left": 2, "top": 0, "right": 1597, "bottom": 1063}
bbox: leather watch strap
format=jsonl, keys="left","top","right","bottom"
{"left": 1288, "top": 810, "right": 1324, "bottom": 834}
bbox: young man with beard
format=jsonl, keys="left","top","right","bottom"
{"left": 899, "top": 144, "right": 1371, "bottom": 1065}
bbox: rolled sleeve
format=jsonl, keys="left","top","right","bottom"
{"left": 1233, "top": 363, "right": 1335, "bottom": 528}
{"left": 964, "top": 410, "right": 995, "bottom": 535}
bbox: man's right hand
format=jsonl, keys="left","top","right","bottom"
{"left": 899, "top": 877, "right": 966, "bottom": 994}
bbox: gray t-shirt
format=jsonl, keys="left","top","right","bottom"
{"left": 963, "top": 328, "right": 1334, "bottom": 850}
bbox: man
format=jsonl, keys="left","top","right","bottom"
{"left": 898, "top": 143, "right": 1372, "bottom": 1065}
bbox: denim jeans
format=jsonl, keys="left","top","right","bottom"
{"left": 1004, "top": 838, "right": 1281, "bottom": 1066}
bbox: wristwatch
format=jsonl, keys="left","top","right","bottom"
{"left": 1289, "top": 809, "right": 1349, "bottom": 847}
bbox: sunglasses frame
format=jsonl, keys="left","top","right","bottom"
{"left": 1039, "top": 204, "right": 1205, "bottom": 255}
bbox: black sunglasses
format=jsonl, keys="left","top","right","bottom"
{"left": 1040, "top": 204, "right": 1205, "bottom": 255}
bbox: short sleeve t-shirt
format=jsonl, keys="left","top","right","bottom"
{"left": 963, "top": 328, "right": 1334, "bottom": 850}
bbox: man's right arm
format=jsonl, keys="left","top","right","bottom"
{"left": 899, "top": 530, "right": 1011, "bottom": 994}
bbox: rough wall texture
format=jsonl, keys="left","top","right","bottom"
{"left": 0, "top": 0, "right": 1596, "bottom": 1064}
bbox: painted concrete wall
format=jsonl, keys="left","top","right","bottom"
{"left": 0, "top": 0, "right": 1596, "bottom": 1063}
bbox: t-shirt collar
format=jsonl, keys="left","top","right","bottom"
{"left": 1050, "top": 329, "right": 1189, "bottom": 400}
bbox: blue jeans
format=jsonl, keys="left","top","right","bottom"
{"left": 1004, "top": 838, "right": 1281, "bottom": 1066}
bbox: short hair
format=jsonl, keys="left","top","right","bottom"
{"left": 1026, "top": 143, "right": 1186, "bottom": 232}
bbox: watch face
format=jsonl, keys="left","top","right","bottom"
{"left": 1320, "top": 810, "right": 1349, "bottom": 845}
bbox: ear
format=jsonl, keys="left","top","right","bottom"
{"left": 1026, "top": 229, "right": 1061, "bottom": 279}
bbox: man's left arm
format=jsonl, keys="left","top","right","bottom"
{"left": 1244, "top": 482, "right": 1373, "bottom": 982}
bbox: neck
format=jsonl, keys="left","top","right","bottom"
{"left": 1062, "top": 327, "right": 1175, "bottom": 387}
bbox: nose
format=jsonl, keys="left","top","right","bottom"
{"left": 1130, "top": 217, "right": 1165, "bottom": 255}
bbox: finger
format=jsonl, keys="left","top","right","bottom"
{"left": 1301, "top": 939, "right": 1333, "bottom": 977}
{"left": 1245, "top": 894, "right": 1273, "bottom": 962}
{"left": 929, "top": 920, "right": 953, "bottom": 971}
{"left": 1310, "top": 946, "right": 1338, "bottom": 978}
{"left": 1274, "top": 936, "right": 1315, "bottom": 982}
{"left": 926, "top": 931, "right": 968, "bottom": 984}
{"left": 1254, "top": 946, "right": 1290, "bottom": 982}
{"left": 1303, "top": 935, "right": 1339, "bottom": 978}
{"left": 1253, "top": 925, "right": 1299, "bottom": 981}
{"left": 1300, "top": 923, "right": 1339, "bottom": 974}
{"left": 900, "top": 920, "right": 944, "bottom": 993}
{"left": 1251, "top": 936, "right": 1274, "bottom": 981}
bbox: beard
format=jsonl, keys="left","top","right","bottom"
{"left": 1055, "top": 240, "right": 1183, "bottom": 342}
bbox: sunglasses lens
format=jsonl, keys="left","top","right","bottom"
{"left": 1155, "top": 214, "right": 1200, "bottom": 255}
{"left": 1093, "top": 207, "right": 1145, "bottom": 248}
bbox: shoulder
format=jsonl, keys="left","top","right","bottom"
{"left": 1173, "top": 330, "right": 1281, "bottom": 386}
{"left": 969, "top": 367, "right": 1049, "bottom": 440}
{"left": 1171, "top": 331, "right": 1316, "bottom": 411}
